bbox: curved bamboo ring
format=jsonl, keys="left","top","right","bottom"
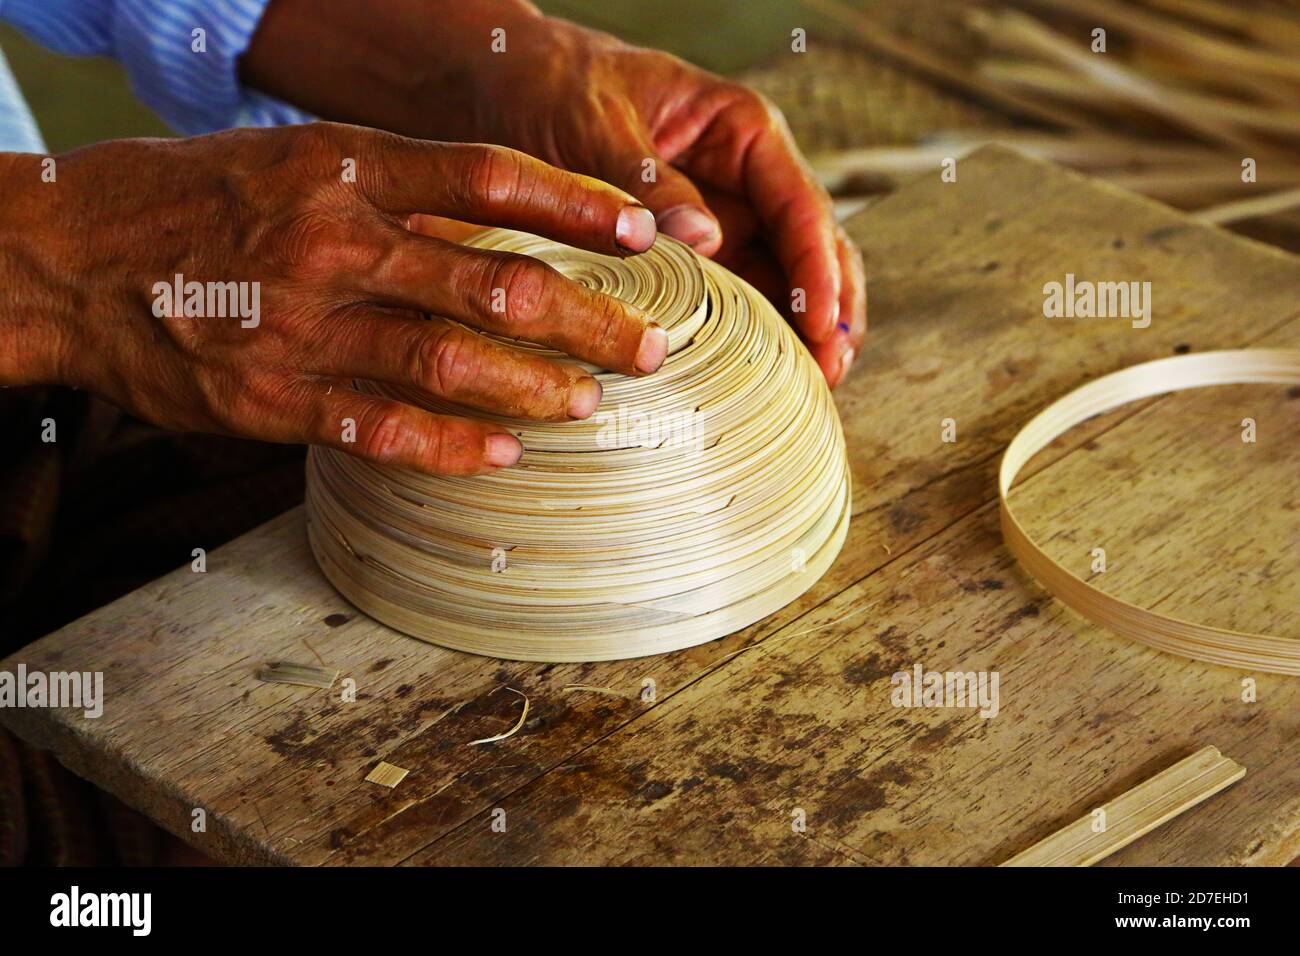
{"left": 307, "top": 230, "right": 851, "bottom": 661}
{"left": 1000, "top": 349, "right": 1300, "bottom": 674}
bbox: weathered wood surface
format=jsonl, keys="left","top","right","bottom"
{"left": 3, "top": 147, "right": 1298, "bottom": 866}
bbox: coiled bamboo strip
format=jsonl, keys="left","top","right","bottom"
{"left": 1000, "top": 349, "right": 1300, "bottom": 674}
{"left": 307, "top": 230, "right": 851, "bottom": 661}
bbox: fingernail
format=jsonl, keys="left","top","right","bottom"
{"left": 838, "top": 348, "right": 856, "bottom": 383}
{"left": 658, "top": 205, "right": 720, "bottom": 248}
{"left": 635, "top": 323, "right": 669, "bottom": 374}
{"left": 616, "top": 205, "right": 657, "bottom": 254}
{"left": 567, "top": 375, "right": 603, "bottom": 419}
{"left": 485, "top": 432, "right": 523, "bottom": 467}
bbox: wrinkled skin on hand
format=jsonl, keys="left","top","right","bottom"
{"left": 244, "top": 0, "right": 867, "bottom": 386}
{"left": 0, "top": 124, "right": 669, "bottom": 474}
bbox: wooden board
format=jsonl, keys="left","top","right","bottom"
{"left": 3, "top": 146, "right": 1298, "bottom": 866}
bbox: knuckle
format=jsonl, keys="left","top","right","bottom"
{"left": 414, "top": 327, "right": 475, "bottom": 396}
{"left": 287, "top": 122, "right": 335, "bottom": 158}
{"left": 728, "top": 85, "right": 789, "bottom": 135}
{"left": 589, "top": 293, "right": 631, "bottom": 357}
{"left": 269, "top": 213, "right": 334, "bottom": 269}
{"left": 486, "top": 254, "right": 550, "bottom": 325}
{"left": 464, "top": 144, "right": 526, "bottom": 208}
{"left": 284, "top": 122, "right": 355, "bottom": 171}
{"left": 751, "top": 90, "right": 787, "bottom": 128}
{"left": 356, "top": 407, "right": 409, "bottom": 463}
{"left": 236, "top": 374, "right": 302, "bottom": 434}
{"left": 279, "top": 216, "right": 377, "bottom": 277}
{"left": 530, "top": 365, "right": 569, "bottom": 415}
{"left": 206, "top": 371, "right": 264, "bottom": 435}
{"left": 232, "top": 375, "right": 275, "bottom": 420}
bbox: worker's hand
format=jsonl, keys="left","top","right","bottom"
{"left": 242, "top": 1, "right": 865, "bottom": 388}
{"left": 0, "top": 124, "right": 667, "bottom": 475}
{"left": 473, "top": 18, "right": 867, "bottom": 388}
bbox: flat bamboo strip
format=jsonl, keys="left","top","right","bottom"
{"left": 1000, "top": 349, "right": 1300, "bottom": 674}
{"left": 977, "top": 59, "right": 1153, "bottom": 120}
{"left": 255, "top": 661, "right": 339, "bottom": 689}
{"left": 1130, "top": 43, "right": 1300, "bottom": 108}
{"left": 1104, "top": 167, "right": 1300, "bottom": 206}
{"left": 1001, "top": 746, "right": 1246, "bottom": 866}
{"left": 307, "top": 232, "right": 851, "bottom": 661}
{"left": 1195, "top": 186, "right": 1300, "bottom": 224}
{"left": 980, "top": 55, "right": 1300, "bottom": 133}
{"left": 802, "top": 0, "right": 1093, "bottom": 130}
{"left": 813, "top": 137, "right": 1210, "bottom": 194}
{"left": 969, "top": 9, "right": 1266, "bottom": 151}
{"left": 1015, "top": 0, "right": 1300, "bottom": 85}
{"left": 812, "top": 138, "right": 1300, "bottom": 208}
{"left": 1139, "top": 0, "right": 1300, "bottom": 55}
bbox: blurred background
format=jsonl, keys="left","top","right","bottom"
{"left": 6, "top": 0, "right": 1300, "bottom": 249}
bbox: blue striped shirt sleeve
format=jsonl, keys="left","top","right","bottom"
{"left": 0, "top": 45, "right": 46, "bottom": 151}
{"left": 0, "top": 0, "right": 314, "bottom": 134}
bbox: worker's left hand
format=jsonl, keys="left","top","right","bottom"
{"left": 468, "top": 16, "right": 867, "bottom": 388}
{"left": 244, "top": 1, "right": 866, "bottom": 387}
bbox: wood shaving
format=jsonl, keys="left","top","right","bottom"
{"left": 467, "top": 687, "right": 530, "bottom": 746}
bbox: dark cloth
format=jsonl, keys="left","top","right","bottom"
{"left": 1, "top": 385, "right": 304, "bottom": 865}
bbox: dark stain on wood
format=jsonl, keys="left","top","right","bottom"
{"left": 875, "top": 625, "right": 907, "bottom": 653}
{"left": 1001, "top": 602, "right": 1041, "bottom": 629}
{"left": 842, "top": 654, "right": 896, "bottom": 685}
{"left": 824, "top": 778, "right": 887, "bottom": 823}
{"left": 887, "top": 503, "right": 926, "bottom": 535}
{"left": 639, "top": 780, "right": 674, "bottom": 803}
{"left": 707, "top": 761, "right": 751, "bottom": 784}
{"left": 323, "top": 614, "right": 350, "bottom": 627}
{"left": 915, "top": 722, "right": 955, "bottom": 749}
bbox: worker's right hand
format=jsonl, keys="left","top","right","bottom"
{"left": 0, "top": 123, "right": 666, "bottom": 475}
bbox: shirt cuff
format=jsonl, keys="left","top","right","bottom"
{"left": 114, "top": 0, "right": 315, "bottom": 132}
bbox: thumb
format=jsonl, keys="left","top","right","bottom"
{"left": 608, "top": 142, "right": 722, "bottom": 256}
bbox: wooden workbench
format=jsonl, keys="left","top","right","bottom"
{"left": 3, "top": 147, "right": 1298, "bottom": 866}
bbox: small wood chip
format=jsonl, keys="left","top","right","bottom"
{"left": 365, "top": 761, "right": 409, "bottom": 788}
{"left": 256, "top": 661, "right": 339, "bottom": 689}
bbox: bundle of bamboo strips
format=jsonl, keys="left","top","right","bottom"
{"left": 805, "top": 0, "right": 1300, "bottom": 234}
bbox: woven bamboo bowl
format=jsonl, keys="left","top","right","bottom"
{"left": 307, "top": 230, "right": 851, "bottom": 661}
